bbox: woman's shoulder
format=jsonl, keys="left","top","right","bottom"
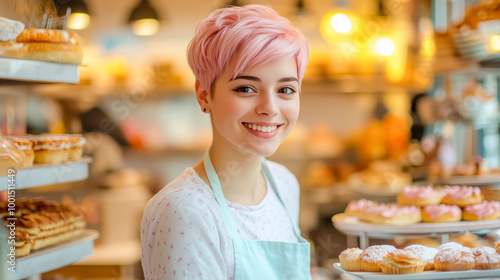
{"left": 144, "top": 168, "right": 218, "bottom": 216}
{"left": 265, "top": 160, "right": 298, "bottom": 183}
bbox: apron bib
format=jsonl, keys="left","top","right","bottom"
{"left": 204, "top": 153, "right": 311, "bottom": 280}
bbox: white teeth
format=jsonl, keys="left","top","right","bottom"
{"left": 244, "top": 123, "right": 278, "bottom": 133}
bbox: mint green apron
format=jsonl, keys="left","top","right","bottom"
{"left": 204, "top": 153, "right": 311, "bottom": 280}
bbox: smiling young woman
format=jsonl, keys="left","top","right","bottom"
{"left": 141, "top": 4, "right": 310, "bottom": 280}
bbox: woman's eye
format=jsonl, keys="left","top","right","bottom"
{"left": 234, "top": 86, "right": 255, "bottom": 93}
{"left": 278, "top": 87, "right": 296, "bottom": 94}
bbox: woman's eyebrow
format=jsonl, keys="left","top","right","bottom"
{"left": 230, "top": 75, "right": 260, "bottom": 82}
{"left": 229, "top": 76, "right": 299, "bottom": 83}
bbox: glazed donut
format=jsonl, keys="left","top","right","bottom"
{"left": 463, "top": 201, "right": 500, "bottom": 221}
{"left": 441, "top": 185, "right": 482, "bottom": 207}
{"left": 421, "top": 204, "right": 462, "bottom": 223}
{"left": 397, "top": 185, "right": 443, "bottom": 206}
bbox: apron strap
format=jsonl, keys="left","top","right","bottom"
{"left": 204, "top": 152, "right": 303, "bottom": 240}
{"left": 204, "top": 153, "right": 240, "bottom": 239}
{"left": 261, "top": 159, "right": 303, "bottom": 238}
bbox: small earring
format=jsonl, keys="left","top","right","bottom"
{"left": 203, "top": 108, "right": 207, "bottom": 112}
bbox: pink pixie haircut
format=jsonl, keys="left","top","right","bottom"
{"left": 187, "top": 4, "right": 309, "bottom": 93}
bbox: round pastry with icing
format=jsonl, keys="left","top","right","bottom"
{"left": 434, "top": 247, "right": 475, "bottom": 271}
{"left": 421, "top": 204, "right": 462, "bottom": 223}
{"left": 360, "top": 245, "right": 392, "bottom": 272}
{"left": 471, "top": 247, "right": 500, "bottom": 270}
{"left": 441, "top": 185, "right": 482, "bottom": 207}
{"left": 345, "top": 199, "right": 379, "bottom": 218}
{"left": 339, "top": 248, "right": 363, "bottom": 271}
{"left": 463, "top": 200, "right": 500, "bottom": 221}
{"left": 437, "top": 242, "right": 466, "bottom": 251}
{"left": 363, "top": 203, "right": 422, "bottom": 225}
{"left": 397, "top": 185, "right": 443, "bottom": 206}
{"left": 381, "top": 249, "right": 425, "bottom": 274}
{"left": 404, "top": 244, "right": 438, "bottom": 270}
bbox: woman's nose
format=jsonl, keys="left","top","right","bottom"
{"left": 256, "top": 92, "right": 279, "bottom": 116}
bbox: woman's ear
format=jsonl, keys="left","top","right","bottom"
{"left": 195, "top": 80, "right": 210, "bottom": 113}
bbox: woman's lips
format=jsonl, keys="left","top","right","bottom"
{"left": 242, "top": 122, "right": 281, "bottom": 139}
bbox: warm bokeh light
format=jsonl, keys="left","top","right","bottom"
{"left": 68, "top": 13, "right": 90, "bottom": 30}
{"left": 132, "top": 19, "right": 160, "bottom": 36}
{"left": 374, "top": 37, "right": 395, "bottom": 56}
{"left": 490, "top": 35, "right": 500, "bottom": 52}
{"left": 330, "top": 13, "right": 352, "bottom": 34}
{"left": 320, "top": 11, "right": 357, "bottom": 44}
{"left": 421, "top": 37, "right": 435, "bottom": 57}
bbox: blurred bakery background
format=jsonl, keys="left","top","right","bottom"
{"left": 1, "top": 0, "right": 500, "bottom": 279}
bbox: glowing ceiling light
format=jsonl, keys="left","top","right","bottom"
{"left": 68, "top": 12, "right": 90, "bottom": 30}
{"left": 374, "top": 37, "right": 395, "bottom": 56}
{"left": 490, "top": 35, "right": 500, "bottom": 52}
{"left": 330, "top": 13, "right": 352, "bottom": 34}
{"left": 132, "top": 18, "right": 160, "bottom": 36}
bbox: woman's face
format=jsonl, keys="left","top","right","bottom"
{"left": 209, "top": 56, "right": 300, "bottom": 157}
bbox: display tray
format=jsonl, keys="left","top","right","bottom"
{"left": 436, "top": 174, "right": 500, "bottom": 185}
{"left": 11, "top": 229, "right": 99, "bottom": 280}
{"left": 332, "top": 213, "right": 500, "bottom": 235}
{"left": 333, "top": 263, "right": 500, "bottom": 280}
{"left": 0, "top": 57, "right": 79, "bottom": 84}
{"left": 0, "top": 157, "right": 92, "bottom": 190}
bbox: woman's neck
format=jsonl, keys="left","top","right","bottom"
{"left": 193, "top": 144, "right": 267, "bottom": 206}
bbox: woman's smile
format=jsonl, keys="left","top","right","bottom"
{"left": 242, "top": 122, "right": 282, "bottom": 138}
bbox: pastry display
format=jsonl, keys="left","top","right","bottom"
{"left": 67, "top": 134, "right": 86, "bottom": 161}
{"left": 339, "top": 247, "right": 363, "bottom": 271}
{"left": 362, "top": 203, "right": 422, "bottom": 225}
{"left": 380, "top": 249, "right": 425, "bottom": 274}
{"left": 1, "top": 197, "right": 86, "bottom": 256}
{"left": 463, "top": 200, "right": 500, "bottom": 221}
{"left": 4, "top": 136, "right": 35, "bottom": 167}
{"left": 434, "top": 246, "right": 475, "bottom": 271}
{"left": 0, "top": 16, "right": 27, "bottom": 59}
{"left": 441, "top": 185, "right": 483, "bottom": 207}
{"left": 472, "top": 247, "right": 500, "bottom": 270}
{"left": 32, "top": 135, "right": 68, "bottom": 164}
{"left": 404, "top": 244, "right": 438, "bottom": 270}
{"left": 0, "top": 136, "right": 25, "bottom": 176}
{"left": 397, "top": 185, "right": 444, "bottom": 206}
{"left": 421, "top": 204, "right": 462, "bottom": 223}
{"left": 360, "top": 245, "right": 391, "bottom": 272}
{"left": 345, "top": 199, "right": 379, "bottom": 218}
{"left": 339, "top": 242, "right": 500, "bottom": 274}
{"left": 16, "top": 28, "right": 83, "bottom": 64}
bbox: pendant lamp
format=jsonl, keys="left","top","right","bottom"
{"left": 128, "top": 0, "right": 160, "bottom": 36}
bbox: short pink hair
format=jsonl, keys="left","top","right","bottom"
{"left": 187, "top": 4, "right": 309, "bottom": 93}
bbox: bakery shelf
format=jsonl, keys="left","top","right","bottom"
{"left": 332, "top": 213, "right": 500, "bottom": 249}
{"left": 8, "top": 229, "right": 99, "bottom": 280}
{"left": 333, "top": 263, "right": 500, "bottom": 280}
{"left": 0, "top": 57, "right": 79, "bottom": 84}
{"left": 434, "top": 174, "right": 500, "bottom": 185}
{"left": 0, "top": 157, "right": 92, "bottom": 190}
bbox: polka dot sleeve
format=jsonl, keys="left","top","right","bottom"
{"left": 141, "top": 189, "right": 227, "bottom": 280}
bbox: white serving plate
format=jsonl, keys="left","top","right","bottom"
{"left": 333, "top": 263, "right": 500, "bottom": 280}
{"left": 332, "top": 213, "right": 500, "bottom": 235}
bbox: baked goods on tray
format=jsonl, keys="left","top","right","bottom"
{"left": 1, "top": 197, "right": 86, "bottom": 257}
{"left": 342, "top": 184, "right": 500, "bottom": 225}
{"left": 0, "top": 16, "right": 27, "bottom": 59}
{"left": 339, "top": 242, "right": 500, "bottom": 274}
{"left": 16, "top": 28, "right": 83, "bottom": 64}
